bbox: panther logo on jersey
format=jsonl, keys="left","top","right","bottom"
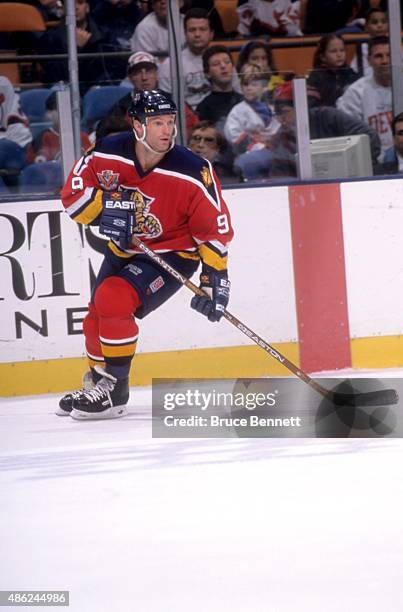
{"left": 201, "top": 166, "right": 212, "bottom": 188}
{"left": 126, "top": 187, "right": 162, "bottom": 238}
{"left": 97, "top": 169, "right": 120, "bottom": 191}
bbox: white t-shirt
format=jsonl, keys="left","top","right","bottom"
{"left": 130, "top": 12, "right": 185, "bottom": 56}
{"left": 336, "top": 75, "right": 392, "bottom": 157}
{"left": 158, "top": 47, "right": 210, "bottom": 109}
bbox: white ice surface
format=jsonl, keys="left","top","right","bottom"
{"left": 1, "top": 372, "right": 403, "bottom": 612}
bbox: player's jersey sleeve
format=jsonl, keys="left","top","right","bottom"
{"left": 60, "top": 145, "right": 104, "bottom": 225}
{"left": 186, "top": 160, "right": 234, "bottom": 272}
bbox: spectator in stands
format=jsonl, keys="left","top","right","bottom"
{"left": 337, "top": 36, "right": 392, "bottom": 158}
{"left": 188, "top": 120, "right": 238, "bottom": 183}
{"left": 224, "top": 63, "right": 280, "bottom": 180}
{"left": 196, "top": 45, "right": 243, "bottom": 131}
{"left": 350, "top": 7, "right": 388, "bottom": 76}
{"left": 92, "top": 0, "right": 144, "bottom": 50}
{"left": 381, "top": 112, "right": 403, "bottom": 174}
{"left": 237, "top": 0, "right": 302, "bottom": 37}
{"left": 307, "top": 34, "right": 358, "bottom": 106}
{"left": 356, "top": 0, "right": 387, "bottom": 21}
{"left": 130, "top": 0, "right": 185, "bottom": 55}
{"left": 237, "top": 41, "right": 285, "bottom": 97}
{"left": 269, "top": 81, "right": 381, "bottom": 177}
{"left": 27, "top": 92, "right": 91, "bottom": 163}
{"left": 299, "top": 0, "right": 361, "bottom": 35}
{"left": 187, "top": 0, "right": 225, "bottom": 38}
{"left": 38, "top": 0, "right": 119, "bottom": 93}
{"left": 97, "top": 52, "right": 199, "bottom": 137}
{"left": 158, "top": 8, "right": 213, "bottom": 110}
{"left": 0, "top": 76, "right": 32, "bottom": 175}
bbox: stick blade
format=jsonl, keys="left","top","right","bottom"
{"left": 332, "top": 387, "right": 399, "bottom": 407}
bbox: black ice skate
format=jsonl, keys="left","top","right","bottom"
{"left": 70, "top": 367, "right": 129, "bottom": 420}
{"left": 56, "top": 369, "right": 102, "bottom": 416}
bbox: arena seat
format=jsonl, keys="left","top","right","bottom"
{"left": 82, "top": 85, "right": 132, "bottom": 131}
{"left": 214, "top": 0, "right": 239, "bottom": 35}
{"left": 20, "top": 88, "right": 52, "bottom": 122}
{"left": 19, "top": 161, "right": 63, "bottom": 194}
{"left": 0, "top": 3, "right": 46, "bottom": 32}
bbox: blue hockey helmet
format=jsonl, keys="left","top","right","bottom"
{"left": 128, "top": 89, "right": 177, "bottom": 124}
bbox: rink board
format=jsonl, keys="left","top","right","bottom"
{"left": 1, "top": 178, "right": 403, "bottom": 395}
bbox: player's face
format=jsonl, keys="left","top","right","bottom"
{"left": 130, "top": 66, "right": 158, "bottom": 90}
{"left": 207, "top": 53, "right": 234, "bottom": 86}
{"left": 321, "top": 38, "right": 346, "bottom": 69}
{"left": 144, "top": 114, "right": 176, "bottom": 152}
{"left": 189, "top": 127, "right": 218, "bottom": 161}
{"left": 186, "top": 18, "right": 213, "bottom": 54}
{"left": 394, "top": 120, "right": 403, "bottom": 155}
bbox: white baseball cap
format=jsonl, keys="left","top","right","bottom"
{"left": 127, "top": 52, "right": 157, "bottom": 74}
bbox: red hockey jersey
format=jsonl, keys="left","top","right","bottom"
{"left": 61, "top": 132, "right": 234, "bottom": 269}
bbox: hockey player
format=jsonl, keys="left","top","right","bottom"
{"left": 57, "top": 90, "right": 233, "bottom": 420}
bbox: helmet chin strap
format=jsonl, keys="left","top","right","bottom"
{"left": 133, "top": 121, "right": 177, "bottom": 154}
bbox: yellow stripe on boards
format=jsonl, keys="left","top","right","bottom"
{"left": 351, "top": 335, "right": 403, "bottom": 369}
{"left": 3, "top": 335, "right": 403, "bottom": 397}
{"left": 0, "top": 343, "right": 299, "bottom": 396}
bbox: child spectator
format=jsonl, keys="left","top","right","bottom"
{"left": 237, "top": 41, "right": 285, "bottom": 97}
{"left": 0, "top": 77, "right": 32, "bottom": 175}
{"left": 27, "top": 92, "right": 91, "bottom": 163}
{"left": 237, "top": 0, "right": 301, "bottom": 37}
{"left": 224, "top": 63, "right": 280, "bottom": 180}
{"left": 307, "top": 34, "right": 358, "bottom": 106}
{"left": 351, "top": 8, "right": 388, "bottom": 76}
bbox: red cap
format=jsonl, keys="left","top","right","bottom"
{"left": 272, "top": 82, "right": 294, "bottom": 103}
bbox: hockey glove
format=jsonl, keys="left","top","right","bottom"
{"left": 190, "top": 265, "right": 230, "bottom": 322}
{"left": 99, "top": 191, "right": 135, "bottom": 249}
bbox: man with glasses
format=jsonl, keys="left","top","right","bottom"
{"left": 188, "top": 120, "right": 237, "bottom": 183}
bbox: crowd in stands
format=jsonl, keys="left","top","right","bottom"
{"left": 1, "top": 0, "right": 403, "bottom": 195}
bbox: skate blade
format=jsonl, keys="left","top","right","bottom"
{"left": 55, "top": 407, "right": 72, "bottom": 416}
{"left": 70, "top": 405, "right": 128, "bottom": 420}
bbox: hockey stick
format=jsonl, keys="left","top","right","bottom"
{"left": 131, "top": 236, "right": 398, "bottom": 408}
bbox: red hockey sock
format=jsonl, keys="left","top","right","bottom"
{"left": 94, "top": 276, "right": 141, "bottom": 363}
{"left": 83, "top": 302, "right": 104, "bottom": 367}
